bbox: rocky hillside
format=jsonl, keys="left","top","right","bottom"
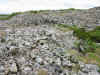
{"left": 0, "top": 7, "right": 100, "bottom": 75}
{"left": 0, "top": 7, "right": 100, "bottom": 29}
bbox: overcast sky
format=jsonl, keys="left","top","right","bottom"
{"left": 0, "top": 0, "right": 100, "bottom": 14}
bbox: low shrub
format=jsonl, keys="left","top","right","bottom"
{"left": 89, "top": 30, "right": 100, "bottom": 42}
{"left": 56, "top": 25, "right": 100, "bottom": 53}
{"left": 70, "top": 26, "right": 100, "bottom": 53}
{"left": 29, "top": 10, "right": 39, "bottom": 14}
{"left": 68, "top": 8, "right": 76, "bottom": 10}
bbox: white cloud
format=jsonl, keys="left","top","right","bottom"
{"left": 0, "top": 0, "right": 100, "bottom": 13}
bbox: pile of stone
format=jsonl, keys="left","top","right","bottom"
{"left": 0, "top": 25, "right": 100, "bottom": 75}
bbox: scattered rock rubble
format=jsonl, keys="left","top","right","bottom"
{"left": 1, "top": 7, "right": 100, "bottom": 30}
{"left": 0, "top": 25, "right": 100, "bottom": 75}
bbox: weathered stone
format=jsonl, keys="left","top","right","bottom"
{"left": 36, "top": 57, "right": 43, "bottom": 64}
{"left": 9, "top": 63, "right": 17, "bottom": 73}
{"left": 1, "top": 7, "right": 100, "bottom": 30}
{"left": 0, "top": 65, "right": 5, "bottom": 73}
{"left": 0, "top": 9, "right": 100, "bottom": 75}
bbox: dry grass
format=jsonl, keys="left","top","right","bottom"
{"left": 37, "top": 69, "right": 48, "bottom": 75}
{"left": 0, "top": 31, "right": 6, "bottom": 37}
{"left": 66, "top": 49, "right": 100, "bottom": 67}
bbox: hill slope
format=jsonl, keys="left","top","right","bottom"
{"left": 0, "top": 7, "right": 100, "bottom": 29}
{"left": 0, "top": 7, "right": 100, "bottom": 75}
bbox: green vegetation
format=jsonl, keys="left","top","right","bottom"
{"left": 66, "top": 49, "right": 100, "bottom": 67}
{"left": 70, "top": 26, "right": 100, "bottom": 42}
{"left": 29, "top": 10, "right": 39, "bottom": 14}
{"left": 78, "top": 49, "right": 100, "bottom": 66}
{"left": 55, "top": 24, "right": 72, "bottom": 32}
{"left": 0, "top": 14, "right": 9, "bottom": 16}
{"left": 29, "top": 10, "right": 49, "bottom": 14}
{"left": 68, "top": 8, "right": 76, "bottom": 10}
{"left": 69, "top": 25, "right": 100, "bottom": 53}
{"left": 59, "top": 8, "right": 78, "bottom": 12}
{"left": 0, "top": 10, "right": 50, "bottom": 20}
{"left": 0, "top": 8, "right": 79, "bottom": 20}
{"left": 0, "top": 12, "right": 22, "bottom": 20}
{"left": 70, "top": 26, "right": 90, "bottom": 40}
{"left": 56, "top": 24, "right": 100, "bottom": 66}
{"left": 89, "top": 29, "right": 100, "bottom": 42}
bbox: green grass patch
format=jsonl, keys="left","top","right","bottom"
{"left": 56, "top": 24, "right": 100, "bottom": 43}
{"left": 0, "top": 14, "right": 9, "bottom": 16}
{"left": 70, "top": 26, "right": 100, "bottom": 42}
{"left": 0, "top": 12, "right": 22, "bottom": 20}
{"left": 68, "top": 25, "right": 100, "bottom": 53}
